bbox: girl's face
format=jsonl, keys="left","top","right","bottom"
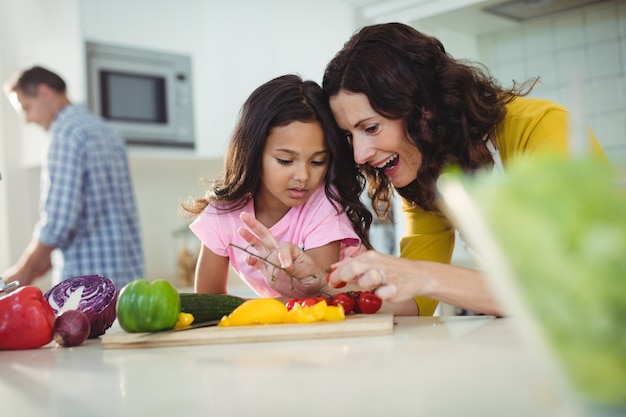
{"left": 329, "top": 91, "right": 421, "bottom": 188}
{"left": 257, "top": 121, "right": 329, "bottom": 215}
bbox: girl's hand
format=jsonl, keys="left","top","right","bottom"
{"left": 238, "top": 212, "right": 293, "bottom": 269}
{"left": 265, "top": 242, "right": 325, "bottom": 297}
{"left": 237, "top": 212, "right": 325, "bottom": 297}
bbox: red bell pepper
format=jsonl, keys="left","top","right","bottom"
{"left": 0, "top": 286, "right": 56, "bottom": 350}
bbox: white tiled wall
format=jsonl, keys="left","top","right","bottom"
{"left": 478, "top": 0, "right": 626, "bottom": 175}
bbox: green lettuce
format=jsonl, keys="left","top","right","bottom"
{"left": 462, "top": 154, "right": 626, "bottom": 406}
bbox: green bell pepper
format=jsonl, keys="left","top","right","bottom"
{"left": 116, "top": 279, "right": 180, "bottom": 332}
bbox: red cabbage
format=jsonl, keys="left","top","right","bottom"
{"left": 44, "top": 275, "right": 117, "bottom": 339}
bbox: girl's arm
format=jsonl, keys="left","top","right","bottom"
{"left": 194, "top": 244, "right": 230, "bottom": 294}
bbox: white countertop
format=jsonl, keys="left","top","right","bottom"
{"left": 0, "top": 316, "right": 603, "bottom": 417}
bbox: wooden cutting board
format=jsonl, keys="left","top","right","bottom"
{"left": 101, "top": 312, "right": 394, "bottom": 349}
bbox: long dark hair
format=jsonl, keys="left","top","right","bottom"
{"left": 323, "top": 22, "right": 536, "bottom": 216}
{"left": 183, "top": 74, "right": 372, "bottom": 249}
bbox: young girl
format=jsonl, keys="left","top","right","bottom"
{"left": 183, "top": 74, "right": 372, "bottom": 299}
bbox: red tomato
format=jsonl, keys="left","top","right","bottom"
{"left": 299, "top": 297, "right": 326, "bottom": 307}
{"left": 357, "top": 292, "right": 382, "bottom": 314}
{"left": 347, "top": 291, "right": 363, "bottom": 313}
{"left": 286, "top": 298, "right": 300, "bottom": 310}
{"left": 329, "top": 292, "right": 355, "bottom": 314}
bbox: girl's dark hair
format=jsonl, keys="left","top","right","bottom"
{"left": 323, "top": 22, "right": 537, "bottom": 216}
{"left": 183, "top": 74, "right": 372, "bottom": 249}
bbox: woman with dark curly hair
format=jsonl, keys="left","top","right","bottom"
{"left": 320, "top": 22, "right": 607, "bottom": 316}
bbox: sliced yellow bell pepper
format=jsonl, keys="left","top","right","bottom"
{"left": 173, "top": 312, "right": 194, "bottom": 329}
{"left": 218, "top": 298, "right": 345, "bottom": 327}
{"left": 218, "top": 298, "right": 288, "bottom": 327}
{"left": 323, "top": 304, "right": 345, "bottom": 322}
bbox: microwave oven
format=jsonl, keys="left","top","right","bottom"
{"left": 86, "top": 41, "right": 195, "bottom": 148}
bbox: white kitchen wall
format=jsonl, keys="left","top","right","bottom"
{"left": 79, "top": 0, "right": 356, "bottom": 161}
{"left": 79, "top": 0, "right": 357, "bottom": 287}
{"left": 0, "top": 0, "right": 83, "bottom": 288}
{"left": 477, "top": 0, "right": 626, "bottom": 175}
{"left": 0, "top": 0, "right": 357, "bottom": 291}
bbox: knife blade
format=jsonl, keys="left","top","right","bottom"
{"left": 0, "top": 277, "right": 19, "bottom": 297}
{"left": 137, "top": 319, "right": 221, "bottom": 338}
{"left": 172, "top": 319, "right": 221, "bottom": 331}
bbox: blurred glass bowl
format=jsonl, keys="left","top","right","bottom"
{"left": 437, "top": 154, "right": 626, "bottom": 414}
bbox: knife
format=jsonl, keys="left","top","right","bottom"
{"left": 0, "top": 277, "right": 19, "bottom": 297}
{"left": 172, "top": 319, "right": 221, "bottom": 331}
{"left": 137, "top": 319, "right": 221, "bottom": 337}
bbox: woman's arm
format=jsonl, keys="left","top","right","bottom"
{"left": 411, "top": 260, "right": 502, "bottom": 316}
{"left": 237, "top": 213, "right": 422, "bottom": 314}
{"left": 328, "top": 250, "right": 503, "bottom": 316}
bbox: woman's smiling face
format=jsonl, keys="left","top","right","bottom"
{"left": 329, "top": 91, "right": 421, "bottom": 188}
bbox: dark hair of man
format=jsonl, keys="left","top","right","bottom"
{"left": 6, "top": 66, "right": 67, "bottom": 96}
{"left": 323, "top": 22, "right": 536, "bottom": 216}
{"left": 183, "top": 74, "right": 373, "bottom": 249}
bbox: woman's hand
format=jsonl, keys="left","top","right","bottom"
{"left": 237, "top": 212, "right": 326, "bottom": 297}
{"left": 328, "top": 250, "right": 426, "bottom": 303}
{"left": 329, "top": 250, "right": 502, "bottom": 316}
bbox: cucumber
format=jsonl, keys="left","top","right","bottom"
{"left": 179, "top": 293, "right": 246, "bottom": 323}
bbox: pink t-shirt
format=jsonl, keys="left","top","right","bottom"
{"left": 189, "top": 186, "right": 364, "bottom": 297}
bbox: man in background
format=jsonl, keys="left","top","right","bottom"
{"left": 2, "top": 66, "right": 144, "bottom": 289}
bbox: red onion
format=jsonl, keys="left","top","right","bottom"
{"left": 53, "top": 310, "right": 91, "bottom": 347}
{"left": 44, "top": 275, "right": 118, "bottom": 338}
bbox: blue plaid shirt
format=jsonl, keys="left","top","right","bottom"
{"left": 36, "top": 104, "right": 144, "bottom": 288}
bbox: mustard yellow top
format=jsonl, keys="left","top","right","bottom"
{"left": 401, "top": 96, "right": 607, "bottom": 315}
